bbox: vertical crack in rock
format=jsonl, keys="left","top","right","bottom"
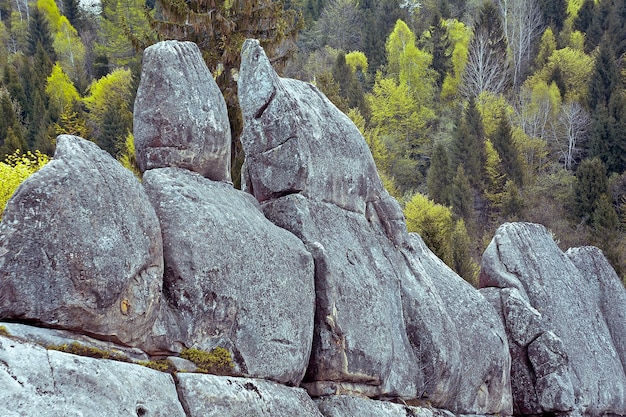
{"left": 171, "top": 373, "right": 192, "bottom": 417}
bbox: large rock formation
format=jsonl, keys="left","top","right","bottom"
{"left": 480, "top": 222, "right": 626, "bottom": 416}
{"left": 142, "top": 167, "right": 315, "bottom": 385}
{"left": 238, "top": 38, "right": 512, "bottom": 414}
{"left": 1, "top": 39, "right": 626, "bottom": 417}
{"left": 0, "top": 135, "right": 163, "bottom": 347}
{"left": 134, "top": 40, "right": 231, "bottom": 182}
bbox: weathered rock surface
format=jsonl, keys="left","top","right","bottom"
{"left": 177, "top": 373, "right": 323, "bottom": 417}
{"left": 0, "top": 335, "right": 186, "bottom": 416}
{"left": 0, "top": 135, "right": 163, "bottom": 347}
{"left": 566, "top": 246, "right": 626, "bottom": 374}
{"left": 316, "top": 395, "right": 456, "bottom": 417}
{"left": 239, "top": 38, "right": 512, "bottom": 414}
{"left": 402, "top": 234, "right": 512, "bottom": 415}
{"left": 134, "top": 40, "right": 231, "bottom": 181}
{"left": 263, "top": 194, "right": 419, "bottom": 399}
{"left": 238, "top": 38, "right": 406, "bottom": 248}
{"left": 480, "top": 222, "right": 626, "bottom": 416}
{"left": 142, "top": 167, "right": 315, "bottom": 385}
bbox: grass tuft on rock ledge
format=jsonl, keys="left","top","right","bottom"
{"left": 0, "top": 325, "right": 9, "bottom": 336}
{"left": 47, "top": 342, "right": 130, "bottom": 362}
{"left": 180, "top": 347, "right": 234, "bottom": 375}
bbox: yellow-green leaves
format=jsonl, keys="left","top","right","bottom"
{"left": 0, "top": 150, "right": 50, "bottom": 219}
{"left": 83, "top": 68, "right": 133, "bottom": 126}
{"left": 345, "top": 51, "right": 368, "bottom": 74}
{"left": 46, "top": 63, "right": 80, "bottom": 112}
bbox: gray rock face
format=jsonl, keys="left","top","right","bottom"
{"left": 316, "top": 395, "right": 456, "bottom": 417}
{"left": 177, "top": 373, "right": 323, "bottom": 417}
{"left": 480, "top": 222, "right": 626, "bottom": 416}
{"left": 238, "top": 39, "right": 512, "bottom": 414}
{"left": 142, "top": 167, "right": 315, "bottom": 385}
{"left": 238, "top": 39, "right": 406, "bottom": 248}
{"left": 134, "top": 40, "right": 231, "bottom": 181}
{"left": 262, "top": 195, "right": 419, "bottom": 399}
{"left": 403, "top": 234, "right": 512, "bottom": 415}
{"left": 567, "top": 246, "right": 626, "bottom": 374}
{"left": 0, "top": 135, "right": 163, "bottom": 347}
{"left": 0, "top": 335, "right": 186, "bottom": 417}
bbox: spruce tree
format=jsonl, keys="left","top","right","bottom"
{"left": 62, "top": 0, "right": 82, "bottom": 32}
{"left": 587, "top": 37, "right": 619, "bottom": 111}
{"left": 427, "top": 142, "right": 452, "bottom": 205}
{"left": 491, "top": 111, "right": 523, "bottom": 185}
{"left": 450, "top": 97, "right": 486, "bottom": 189}
{"left": 428, "top": 11, "right": 452, "bottom": 88}
{"left": 26, "top": 8, "right": 55, "bottom": 59}
{"left": 539, "top": 0, "right": 567, "bottom": 31}
{"left": 574, "top": 0, "right": 595, "bottom": 34}
{"left": 449, "top": 165, "right": 475, "bottom": 225}
{"left": 574, "top": 157, "right": 609, "bottom": 222}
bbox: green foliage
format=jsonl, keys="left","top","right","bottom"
{"left": 45, "top": 62, "right": 80, "bottom": 114}
{"left": 83, "top": 68, "right": 133, "bottom": 155}
{"left": 180, "top": 347, "right": 234, "bottom": 375}
{"left": 450, "top": 219, "right": 479, "bottom": 286}
{"left": 47, "top": 342, "right": 130, "bottom": 362}
{"left": 427, "top": 142, "right": 452, "bottom": 205}
{"left": 0, "top": 325, "right": 9, "bottom": 336}
{"left": 138, "top": 359, "right": 176, "bottom": 373}
{"left": 573, "top": 157, "right": 609, "bottom": 222}
{"left": 404, "top": 192, "right": 454, "bottom": 265}
{"left": 0, "top": 150, "right": 49, "bottom": 219}
{"left": 117, "top": 132, "right": 141, "bottom": 178}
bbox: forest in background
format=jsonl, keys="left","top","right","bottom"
{"left": 0, "top": 0, "right": 625, "bottom": 285}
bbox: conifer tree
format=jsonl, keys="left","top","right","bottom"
{"left": 26, "top": 8, "right": 55, "bottom": 59}
{"left": 449, "top": 165, "right": 475, "bottom": 225}
{"left": 428, "top": 11, "right": 452, "bottom": 88}
{"left": 451, "top": 97, "right": 486, "bottom": 189}
{"left": 450, "top": 219, "right": 477, "bottom": 286}
{"left": 492, "top": 111, "right": 523, "bottom": 185}
{"left": 574, "top": 157, "right": 608, "bottom": 222}
{"left": 539, "top": 0, "right": 567, "bottom": 31}
{"left": 61, "top": 0, "right": 82, "bottom": 32}
{"left": 427, "top": 141, "right": 452, "bottom": 205}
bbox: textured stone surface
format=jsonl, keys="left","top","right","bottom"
{"left": 403, "top": 234, "right": 512, "bottom": 415}
{"left": 527, "top": 332, "right": 575, "bottom": 412}
{"left": 567, "top": 246, "right": 626, "bottom": 374}
{"left": 142, "top": 168, "right": 315, "bottom": 385}
{"left": 0, "top": 135, "right": 163, "bottom": 347}
{"left": 239, "top": 39, "right": 511, "bottom": 413}
{"left": 263, "top": 194, "right": 418, "bottom": 399}
{"left": 316, "top": 395, "right": 456, "bottom": 417}
{"left": 0, "top": 322, "right": 149, "bottom": 361}
{"left": 480, "top": 222, "right": 626, "bottom": 416}
{"left": 134, "top": 40, "right": 231, "bottom": 181}
{"left": 238, "top": 38, "right": 406, "bottom": 248}
{"left": 0, "top": 335, "right": 185, "bottom": 417}
{"left": 177, "top": 373, "right": 323, "bottom": 417}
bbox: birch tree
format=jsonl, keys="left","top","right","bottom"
{"left": 497, "top": 0, "right": 544, "bottom": 88}
{"left": 461, "top": 2, "right": 509, "bottom": 98}
{"left": 555, "top": 101, "right": 589, "bottom": 171}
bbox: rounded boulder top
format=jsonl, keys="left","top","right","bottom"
{"left": 133, "top": 40, "right": 231, "bottom": 182}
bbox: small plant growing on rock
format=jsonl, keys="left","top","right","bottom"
{"left": 0, "top": 325, "right": 9, "bottom": 336}
{"left": 47, "top": 342, "right": 130, "bottom": 362}
{"left": 138, "top": 359, "right": 176, "bottom": 373}
{"left": 180, "top": 347, "right": 234, "bottom": 375}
